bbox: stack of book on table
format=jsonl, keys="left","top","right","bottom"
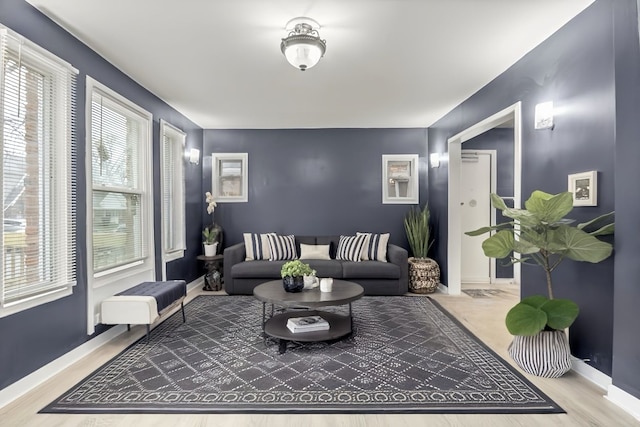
{"left": 286, "top": 315, "right": 330, "bottom": 333}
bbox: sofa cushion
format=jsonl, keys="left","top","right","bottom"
{"left": 341, "top": 260, "right": 400, "bottom": 279}
{"left": 267, "top": 234, "right": 297, "bottom": 261}
{"left": 243, "top": 232, "right": 272, "bottom": 260}
{"left": 231, "top": 259, "right": 344, "bottom": 280}
{"left": 299, "top": 244, "right": 331, "bottom": 260}
{"left": 336, "top": 234, "right": 367, "bottom": 262}
{"left": 316, "top": 236, "right": 340, "bottom": 259}
{"left": 357, "top": 232, "right": 390, "bottom": 262}
{"left": 295, "top": 235, "right": 316, "bottom": 255}
{"left": 304, "top": 260, "right": 344, "bottom": 278}
{"left": 232, "top": 260, "right": 286, "bottom": 278}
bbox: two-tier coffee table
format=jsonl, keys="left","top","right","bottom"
{"left": 253, "top": 279, "right": 364, "bottom": 353}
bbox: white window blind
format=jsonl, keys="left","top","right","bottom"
{"left": 160, "top": 120, "right": 186, "bottom": 259}
{"left": 89, "top": 86, "right": 150, "bottom": 274}
{"left": 0, "top": 27, "right": 77, "bottom": 310}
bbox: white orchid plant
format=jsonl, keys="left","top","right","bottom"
{"left": 203, "top": 192, "right": 218, "bottom": 244}
{"left": 205, "top": 191, "right": 217, "bottom": 215}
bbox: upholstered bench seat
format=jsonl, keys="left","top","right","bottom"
{"left": 101, "top": 280, "right": 187, "bottom": 341}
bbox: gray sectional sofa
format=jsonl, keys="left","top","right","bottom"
{"left": 223, "top": 235, "right": 408, "bottom": 295}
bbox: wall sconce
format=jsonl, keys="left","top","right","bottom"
{"left": 187, "top": 148, "right": 200, "bottom": 165}
{"left": 430, "top": 153, "right": 441, "bottom": 168}
{"left": 534, "top": 101, "right": 554, "bottom": 130}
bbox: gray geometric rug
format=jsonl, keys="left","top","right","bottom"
{"left": 462, "top": 289, "right": 506, "bottom": 298}
{"left": 41, "top": 295, "right": 562, "bottom": 414}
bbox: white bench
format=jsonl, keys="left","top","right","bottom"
{"left": 101, "top": 280, "right": 187, "bottom": 342}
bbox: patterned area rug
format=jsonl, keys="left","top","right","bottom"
{"left": 462, "top": 289, "right": 506, "bottom": 298}
{"left": 42, "top": 295, "right": 562, "bottom": 414}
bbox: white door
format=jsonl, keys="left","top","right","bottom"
{"left": 460, "top": 151, "right": 493, "bottom": 283}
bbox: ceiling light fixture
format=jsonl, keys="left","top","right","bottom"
{"left": 280, "top": 17, "right": 326, "bottom": 71}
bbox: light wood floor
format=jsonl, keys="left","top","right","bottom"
{"left": 1, "top": 284, "right": 638, "bottom": 427}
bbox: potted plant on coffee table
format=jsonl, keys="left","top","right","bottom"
{"left": 404, "top": 204, "right": 440, "bottom": 293}
{"left": 465, "top": 190, "right": 614, "bottom": 377}
{"left": 281, "top": 260, "right": 313, "bottom": 293}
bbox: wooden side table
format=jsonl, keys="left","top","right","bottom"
{"left": 197, "top": 254, "right": 224, "bottom": 291}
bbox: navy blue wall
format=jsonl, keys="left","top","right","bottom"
{"left": 203, "top": 129, "right": 428, "bottom": 250}
{"left": 428, "top": 1, "right": 617, "bottom": 376}
{"left": 612, "top": 0, "right": 640, "bottom": 400}
{"left": 0, "top": 0, "right": 203, "bottom": 390}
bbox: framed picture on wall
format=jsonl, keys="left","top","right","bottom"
{"left": 382, "top": 154, "right": 419, "bottom": 204}
{"left": 568, "top": 170, "right": 597, "bottom": 206}
{"left": 212, "top": 153, "right": 248, "bottom": 202}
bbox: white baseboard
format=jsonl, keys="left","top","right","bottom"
{"left": 606, "top": 385, "right": 640, "bottom": 421}
{"left": 0, "top": 276, "right": 204, "bottom": 410}
{"left": 437, "top": 283, "right": 451, "bottom": 294}
{"left": 571, "top": 356, "right": 612, "bottom": 390}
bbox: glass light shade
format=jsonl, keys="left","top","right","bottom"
{"left": 534, "top": 101, "right": 554, "bottom": 129}
{"left": 283, "top": 41, "right": 323, "bottom": 70}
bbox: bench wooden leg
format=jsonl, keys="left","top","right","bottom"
{"left": 127, "top": 324, "right": 130, "bottom": 331}
{"left": 181, "top": 302, "right": 186, "bottom": 323}
{"left": 146, "top": 324, "right": 150, "bottom": 343}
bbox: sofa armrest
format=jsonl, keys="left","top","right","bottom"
{"left": 224, "top": 243, "right": 246, "bottom": 294}
{"left": 387, "top": 244, "right": 409, "bottom": 294}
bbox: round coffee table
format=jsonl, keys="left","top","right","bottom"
{"left": 253, "top": 279, "right": 364, "bottom": 353}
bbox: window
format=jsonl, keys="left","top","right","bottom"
{"left": 212, "top": 153, "right": 248, "bottom": 202}
{"left": 0, "top": 26, "right": 77, "bottom": 316}
{"left": 87, "top": 77, "right": 153, "bottom": 283}
{"left": 160, "top": 120, "right": 186, "bottom": 262}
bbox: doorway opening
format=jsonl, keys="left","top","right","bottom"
{"left": 446, "top": 102, "right": 522, "bottom": 296}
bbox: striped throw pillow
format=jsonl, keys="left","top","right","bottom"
{"left": 243, "top": 233, "right": 272, "bottom": 261}
{"left": 267, "top": 234, "right": 298, "bottom": 261}
{"left": 357, "top": 232, "right": 390, "bottom": 262}
{"left": 336, "top": 234, "right": 367, "bottom": 262}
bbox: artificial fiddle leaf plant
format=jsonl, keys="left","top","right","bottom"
{"left": 465, "top": 190, "right": 614, "bottom": 336}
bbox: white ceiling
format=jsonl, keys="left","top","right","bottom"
{"left": 26, "top": 0, "right": 594, "bottom": 129}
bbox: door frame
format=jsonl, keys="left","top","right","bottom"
{"left": 446, "top": 102, "right": 522, "bottom": 296}
{"left": 461, "top": 149, "right": 497, "bottom": 284}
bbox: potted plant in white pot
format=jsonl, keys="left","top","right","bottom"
{"left": 202, "top": 226, "right": 219, "bottom": 256}
{"left": 465, "top": 190, "right": 614, "bottom": 377}
{"left": 404, "top": 204, "right": 440, "bottom": 293}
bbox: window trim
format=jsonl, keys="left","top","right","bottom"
{"left": 0, "top": 26, "right": 78, "bottom": 318}
{"left": 159, "top": 119, "right": 186, "bottom": 269}
{"left": 85, "top": 76, "right": 154, "bottom": 333}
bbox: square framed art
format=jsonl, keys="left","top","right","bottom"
{"left": 568, "top": 170, "right": 597, "bottom": 206}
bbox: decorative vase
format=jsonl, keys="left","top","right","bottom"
{"left": 408, "top": 257, "right": 440, "bottom": 293}
{"left": 508, "top": 330, "right": 572, "bottom": 378}
{"left": 283, "top": 276, "right": 304, "bottom": 293}
{"left": 204, "top": 243, "right": 218, "bottom": 257}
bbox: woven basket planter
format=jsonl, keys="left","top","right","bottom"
{"left": 408, "top": 257, "right": 440, "bottom": 294}
{"left": 508, "top": 330, "right": 572, "bottom": 378}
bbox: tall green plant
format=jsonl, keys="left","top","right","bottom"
{"left": 404, "top": 204, "right": 433, "bottom": 258}
{"left": 465, "top": 191, "right": 614, "bottom": 336}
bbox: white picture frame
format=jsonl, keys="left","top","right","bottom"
{"left": 382, "top": 154, "right": 419, "bottom": 204}
{"left": 568, "top": 170, "right": 597, "bottom": 207}
{"left": 212, "top": 153, "right": 248, "bottom": 202}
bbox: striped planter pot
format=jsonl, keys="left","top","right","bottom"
{"left": 508, "top": 330, "right": 572, "bottom": 378}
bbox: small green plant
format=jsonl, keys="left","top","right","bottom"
{"left": 465, "top": 191, "right": 614, "bottom": 336}
{"left": 404, "top": 204, "right": 433, "bottom": 258}
{"left": 281, "top": 260, "right": 313, "bottom": 278}
{"left": 202, "top": 226, "right": 219, "bottom": 244}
